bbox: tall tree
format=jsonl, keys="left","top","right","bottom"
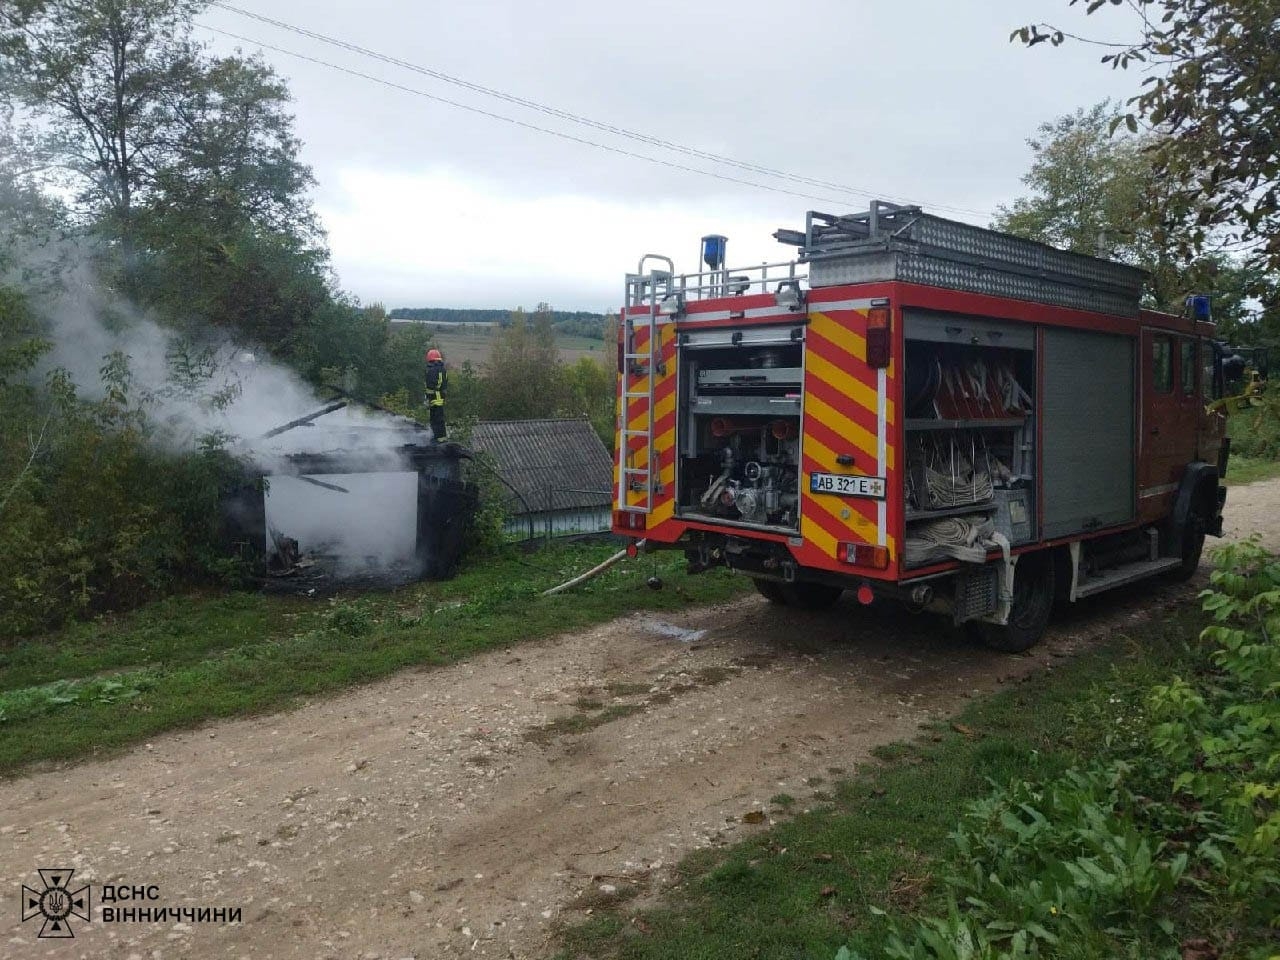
{"left": 563, "top": 355, "right": 615, "bottom": 448}
{"left": 482, "top": 304, "right": 566, "bottom": 420}
{"left": 0, "top": 0, "right": 204, "bottom": 246}
{"left": 994, "top": 102, "right": 1277, "bottom": 325}
{"left": 994, "top": 104, "right": 1152, "bottom": 259}
{"left": 0, "top": 0, "right": 316, "bottom": 300}
{"left": 1014, "top": 0, "right": 1280, "bottom": 272}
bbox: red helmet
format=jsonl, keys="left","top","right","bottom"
{"left": 426, "top": 348, "right": 443, "bottom": 362}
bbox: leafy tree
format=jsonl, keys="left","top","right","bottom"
{"left": 0, "top": 0, "right": 321, "bottom": 349}
{"left": 1210, "top": 262, "right": 1280, "bottom": 347}
{"left": 995, "top": 104, "right": 1151, "bottom": 259}
{"left": 563, "top": 356, "right": 615, "bottom": 448}
{"left": 481, "top": 304, "right": 567, "bottom": 419}
{"left": 144, "top": 53, "right": 316, "bottom": 240}
{"left": 1013, "top": 0, "right": 1280, "bottom": 272}
{"left": 1, "top": 0, "right": 205, "bottom": 244}
{"left": 994, "top": 102, "right": 1276, "bottom": 320}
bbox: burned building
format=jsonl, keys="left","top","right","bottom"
{"left": 224, "top": 400, "right": 477, "bottom": 588}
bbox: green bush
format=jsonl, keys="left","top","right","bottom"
{"left": 1225, "top": 390, "right": 1280, "bottom": 459}
{"left": 838, "top": 541, "right": 1280, "bottom": 959}
{"left": 0, "top": 354, "right": 251, "bottom": 637}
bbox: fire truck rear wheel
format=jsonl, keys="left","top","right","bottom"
{"left": 752, "top": 578, "right": 791, "bottom": 604}
{"left": 783, "top": 581, "right": 844, "bottom": 610}
{"left": 973, "top": 552, "right": 1055, "bottom": 654}
{"left": 751, "top": 578, "right": 843, "bottom": 609}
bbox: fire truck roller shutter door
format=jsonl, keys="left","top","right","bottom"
{"left": 1041, "top": 328, "right": 1136, "bottom": 539}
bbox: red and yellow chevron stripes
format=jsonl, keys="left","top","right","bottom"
{"left": 800, "top": 307, "right": 897, "bottom": 565}
{"left": 613, "top": 301, "right": 898, "bottom": 577}
{"left": 614, "top": 317, "right": 678, "bottom": 520}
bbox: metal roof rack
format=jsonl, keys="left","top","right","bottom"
{"left": 774, "top": 200, "right": 1148, "bottom": 317}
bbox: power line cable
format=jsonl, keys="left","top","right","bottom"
{"left": 208, "top": 2, "right": 992, "bottom": 220}
{"left": 199, "top": 24, "right": 865, "bottom": 207}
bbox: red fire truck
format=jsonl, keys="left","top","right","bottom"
{"left": 612, "top": 202, "right": 1229, "bottom": 652}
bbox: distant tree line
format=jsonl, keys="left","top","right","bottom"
{"left": 390, "top": 306, "right": 609, "bottom": 339}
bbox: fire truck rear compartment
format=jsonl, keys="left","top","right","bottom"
{"left": 676, "top": 336, "right": 803, "bottom": 532}
{"left": 902, "top": 313, "right": 1038, "bottom": 568}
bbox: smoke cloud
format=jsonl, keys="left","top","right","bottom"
{"left": 9, "top": 235, "right": 441, "bottom": 579}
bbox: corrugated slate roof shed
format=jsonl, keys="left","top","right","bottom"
{"left": 470, "top": 419, "right": 613, "bottom": 514}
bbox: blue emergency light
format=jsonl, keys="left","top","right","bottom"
{"left": 701, "top": 234, "right": 727, "bottom": 270}
{"left": 1187, "top": 295, "right": 1212, "bottom": 322}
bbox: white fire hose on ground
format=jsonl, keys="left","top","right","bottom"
{"left": 542, "top": 539, "right": 649, "bottom": 596}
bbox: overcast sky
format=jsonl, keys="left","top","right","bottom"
{"left": 198, "top": 1, "right": 1142, "bottom": 312}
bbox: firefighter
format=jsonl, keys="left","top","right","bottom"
{"left": 424, "top": 347, "right": 448, "bottom": 441}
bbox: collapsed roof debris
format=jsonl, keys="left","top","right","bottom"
{"left": 222, "top": 396, "right": 477, "bottom": 592}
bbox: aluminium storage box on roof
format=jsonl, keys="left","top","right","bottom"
{"left": 776, "top": 203, "right": 1148, "bottom": 317}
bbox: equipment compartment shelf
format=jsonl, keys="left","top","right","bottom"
{"left": 691, "top": 396, "right": 801, "bottom": 417}
{"left": 905, "top": 417, "right": 1027, "bottom": 431}
{"left": 905, "top": 502, "right": 998, "bottom": 521}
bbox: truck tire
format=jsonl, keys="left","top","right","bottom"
{"left": 781, "top": 581, "right": 843, "bottom": 610}
{"left": 1165, "top": 515, "right": 1206, "bottom": 583}
{"left": 974, "top": 552, "right": 1055, "bottom": 653}
{"left": 753, "top": 578, "right": 789, "bottom": 604}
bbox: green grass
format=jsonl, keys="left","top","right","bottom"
{"left": 1223, "top": 453, "right": 1280, "bottom": 486}
{"left": 0, "top": 542, "right": 747, "bottom": 774}
{"left": 555, "top": 604, "right": 1209, "bottom": 960}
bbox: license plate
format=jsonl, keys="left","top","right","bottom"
{"left": 809, "top": 472, "right": 886, "bottom": 500}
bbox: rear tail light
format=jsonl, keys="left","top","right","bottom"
{"left": 841, "top": 542, "right": 889, "bottom": 569}
{"left": 866, "top": 303, "right": 891, "bottom": 368}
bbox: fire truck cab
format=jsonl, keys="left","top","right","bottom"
{"left": 612, "top": 202, "right": 1228, "bottom": 652}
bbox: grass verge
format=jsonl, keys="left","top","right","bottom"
{"left": 0, "top": 542, "right": 746, "bottom": 774}
{"left": 1223, "top": 453, "right": 1280, "bottom": 486}
{"left": 554, "top": 594, "right": 1271, "bottom": 960}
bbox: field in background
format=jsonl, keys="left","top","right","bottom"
{"left": 391, "top": 321, "right": 608, "bottom": 368}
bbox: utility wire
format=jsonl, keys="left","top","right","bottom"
{"left": 199, "top": 24, "right": 861, "bottom": 207}
{"left": 209, "top": 2, "right": 992, "bottom": 220}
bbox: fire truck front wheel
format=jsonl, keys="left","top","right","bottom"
{"left": 971, "top": 552, "right": 1055, "bottom": 654}
{"left": 1165, "top": 516, "right": 1206, "bottom": 583}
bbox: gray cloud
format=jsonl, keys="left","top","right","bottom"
{"left": 198, "top": 0, "right": 1142, "bottom": 308}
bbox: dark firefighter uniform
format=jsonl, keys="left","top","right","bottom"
{"left": 424, "top": 348, "right": 448, "bottom": 441}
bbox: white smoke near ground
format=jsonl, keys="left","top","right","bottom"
{"left": 10, "top": 235, "right": 442, "bottom": 580}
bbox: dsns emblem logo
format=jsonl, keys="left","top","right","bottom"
{"left": 22, "top": 869, "right": 91, "bottom": 938}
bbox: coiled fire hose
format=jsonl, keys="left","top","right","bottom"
{"left": 923, "top": 464, "right": 994, "bottom": 507}
{"left": 904, "top": 517, "right": 993, "bottom": 564}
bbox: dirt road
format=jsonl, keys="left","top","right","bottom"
{"left": 2, "top": 480, "right": 1272, "bottom": 960}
